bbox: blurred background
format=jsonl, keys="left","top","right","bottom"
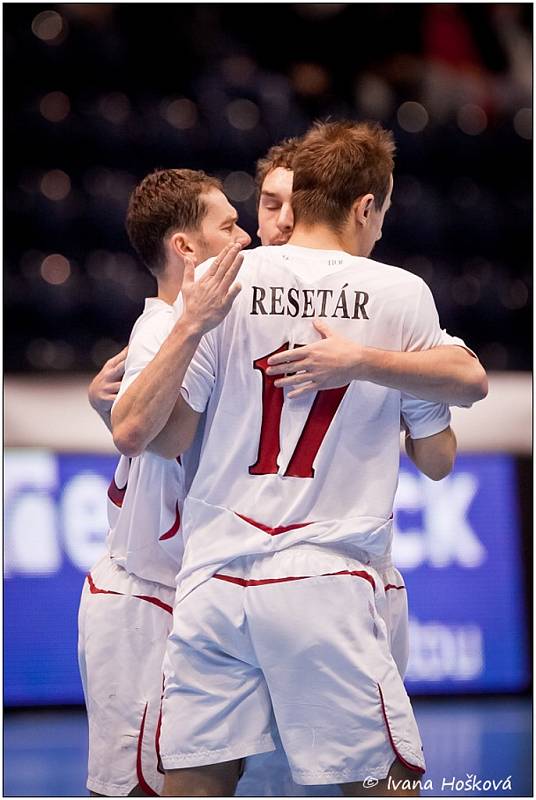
{"left": 4, "top": 3, "right": 532, "bottom": 797}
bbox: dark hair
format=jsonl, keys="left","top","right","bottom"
{"left": 126, "top": 168, "right": 222, "bottom": 274}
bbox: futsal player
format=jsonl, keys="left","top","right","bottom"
{"left": 252, "top": 139, "right": 486, "bottom": 681}
{"left": 150, "top": 121, "right": 481, "bottom": 796}
{"left": 78, "top": 168, "right": 249, "bottom": 797}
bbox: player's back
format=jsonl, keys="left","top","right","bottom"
{"left": 179, "top": 244, "right": 449, "bottom": 597}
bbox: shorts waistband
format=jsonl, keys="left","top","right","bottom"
{"left": 282, "top": 541, "right": 393, "bottom": 572}
{"left": 367, "top": 553, "right": 393, "bottom": 572}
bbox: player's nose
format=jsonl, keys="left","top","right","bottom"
{"left": 235, "top": 227, "right": 251, "bottom": 247}
{"left": 277, "top": 203, "right": 294, "bottom": 233}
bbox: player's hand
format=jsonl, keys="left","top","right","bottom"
{"left": 266, "top": 319, "right": 362, "bottom": 398}
{"left": 88, "top": 346, "right": 128, "bottom": 415}
{"left": 181, "top": 242, "right": 243, "bottom": 336}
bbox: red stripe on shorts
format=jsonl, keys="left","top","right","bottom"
{"left": 234, "top": 512, "right": 314, "bottom": 536}
{"left": 136, "top": 702, "right": 158, "bottom": 796}
{"left": 213, "top": 569, "right": 376, "bottom": 591}
{"left": 377, "top": 683, "right": 425, "bottom": 774}
{"left": 86, "top": 573, "right": 173, "bottom": 615}
{"left": 155, "top": 704, "right": 165, "bottom": 776}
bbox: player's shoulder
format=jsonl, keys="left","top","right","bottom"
{"left": 238, "top": 245, "right": 288, "bottom": 278}
{"left": 361, "top": 256, "right": 424, "bottom": 284}
{"left": 129, "top": 298, "right": 176, "bottom": 341}
{"left": 359, "top": 256, "right": 428, "bottom": 295}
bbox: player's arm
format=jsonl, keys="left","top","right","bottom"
{"left": 112, "top": 243, "right": 242, "bottom": 457}
{"left": 88, "top": 346, "right": 128, "bottom": 433}
{"left": 266, "top": 319, "right": 487, "bottom": 406}
{"left": 403, "top": 422, "right": 457, "bottom": 481}
{"left": 147, "top": 395, "right": 202, "bottom": 459}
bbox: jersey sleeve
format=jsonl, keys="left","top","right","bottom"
{"left": 400, "top": 394, "right": 451, "bottom": 440}
{"left": 403, "top": 280, "right": 445, "bottom": 351}
{"left": 439, "top": 329, "right": 477, "bottom": 359}
{"left": 438, "top": 329, "right": 479, "bottom": 408}
{"left": 180, "top": 330, "right": 217, "bottom": 413}
{"left": 115, "top": 310, "right": 175, "bottom": 402}
{"left": 399, "top": 281, "right": 453, "bottom": 434}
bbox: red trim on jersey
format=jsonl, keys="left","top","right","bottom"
{"left": 384, "top": 583, "right": 405, "bottom": 591}
{"left": 234, "top": 512, "right": 314, "bottom": 536}
{"left": 86, "top": 574, "right": 173, "bottom": 615}
{"left": 377, "top": 684, "right": 425, "bottom": 774}
{"left": 87, "top": 572, "right": 121, "bottom": 596}
{"left": 213, "top": 569, "right": 376, "bottom": 591}
{"left": 136, "top": 702, "right": 158, "bottom": 796}
{"left": 107, "top": 475, "right": 128, "bottom": 508}
{"left": 159, "top": 502, "right": 181, "bottom": 541}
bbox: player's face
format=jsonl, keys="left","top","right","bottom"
{"left": 257, "top": 167, "right": 294, "bottom": 246}
{"left": 193, "top": 188, "right": 251, "bottom": 263}
{"left": 363, "top": 174, "right": 393, "bottom": 258}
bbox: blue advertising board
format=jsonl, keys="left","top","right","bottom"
{"left": 393, "top": 456, "right": 528, "bottom": 693}
{"left": 4, "top": 450, "right": 529, "bottom": 705}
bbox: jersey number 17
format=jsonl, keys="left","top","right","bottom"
{"left": 249, "top": 343, "right": 349, "bottom": 479}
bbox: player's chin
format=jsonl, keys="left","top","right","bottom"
{"left": 269, "top": 236, "right": 291, "bottom": 246}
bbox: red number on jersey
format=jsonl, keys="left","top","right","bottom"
{"left": 249, "top": 345, "right": 349, "bottom": 478}
{"left": 249, "top": 343, "right": 289, "bottom": 475}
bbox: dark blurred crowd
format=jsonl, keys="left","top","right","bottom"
{"left": 5, "top": 3, "right": 532, "bottom": 373}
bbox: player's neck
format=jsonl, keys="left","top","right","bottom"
{"left": 156, "top": 262, "right": 183, "bottom": 305}
{"left": 288, "top": 223, "right": 362, "bottom": 256}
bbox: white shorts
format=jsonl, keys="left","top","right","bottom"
{"left": 161, "top": 544, "right": 424, "bottom": 786}
{"left": 78, "top": 554, "right": 175, "bottom": 796}
{"left": 370, "top": 554, "right": 409, "bottom": 678}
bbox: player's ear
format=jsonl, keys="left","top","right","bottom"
{"left": 169, "top": 232, "right": 194, "bottom": 259}
{"left": 353, "top": 194, "right": 374, "bottom": 227}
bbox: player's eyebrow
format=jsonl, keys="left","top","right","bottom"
{"left": 220, "top": 213, "right": 238, "bottom": 227}
{"left": 260, "top": 191, "right": 282, "bottom": 200}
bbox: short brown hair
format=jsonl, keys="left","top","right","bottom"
{"left": 126, "top": 168, "right": 222, "bottom": 274}
{"left": 255, "top": 137, "right": 300, "bottom": 203}
{"left": 291, "top": 121, "right": 395, "bottom": 231}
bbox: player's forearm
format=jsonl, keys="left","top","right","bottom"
{"left": 146, "top": 395, "right": 199, "bottom": 459}
{"left": 111, "top": 318, "right": 203, "bottom": 457}
{"left": 359, "top": 345, "right": 488, "bottom": 405}
{"left": 405, "top": 426, "right": 457, "bottom": 481}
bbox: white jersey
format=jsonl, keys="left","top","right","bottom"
{"left": 107, "top": 298, "right": 186, "bottom": 588}
{"left": 177, "top": 244, "right": 453, "bottom": 598}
